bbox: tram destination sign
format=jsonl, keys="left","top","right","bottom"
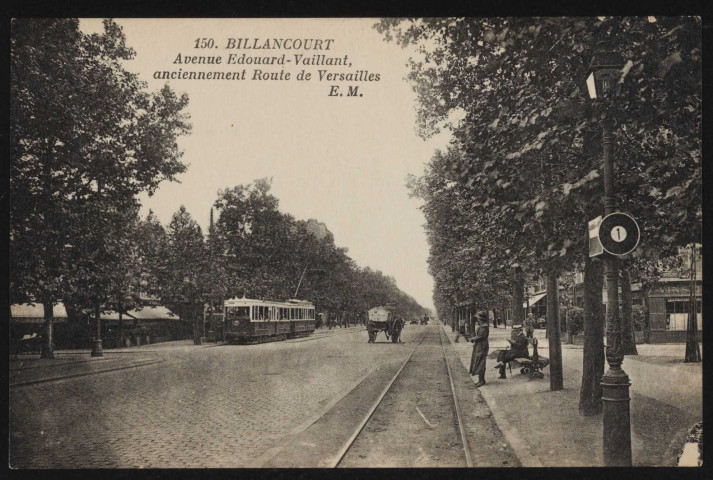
{"left": 598, "top": 212, "right": 640, "bottom": 256}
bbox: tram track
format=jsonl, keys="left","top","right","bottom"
{"left": 440, "top": 326, "right": 473, "bottom": 467}
{"left": 332, "top": 326, "right": 473, "bottom": 468}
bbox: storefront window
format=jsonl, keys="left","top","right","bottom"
{"left": 665, "top": 297, "right": 699, "bottom": 331}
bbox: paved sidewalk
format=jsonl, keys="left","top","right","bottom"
{"left": 441, "top": 324, "right": 702, "bottom": 467}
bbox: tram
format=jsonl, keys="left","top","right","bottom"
{"left": 223, "top": 297, "right": 316, "bottom": 344}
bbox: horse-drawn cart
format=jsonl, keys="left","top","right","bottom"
{"left": 367, "top": 306, "right": 404, "bottom": 343}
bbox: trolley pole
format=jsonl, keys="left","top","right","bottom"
{"left": 600, "top": 115, "right": 632, "bottom": 466}
{"left": 294, "top": 266, "right": 308, "bottom": 298}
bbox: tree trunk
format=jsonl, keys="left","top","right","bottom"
{"left": 91, "top": 299, "right": 103, "bottom": 356}
{"left": 40, "top": 148, "right": 55, "bottom": 360}
{"left": 511, "top": 266, "right": 525, "bottom": 327}
{"left": 685, "top": 246, "right": 701, "bottom": 363}
{"left": 620, "top": 268, "right": 637, "bottom": 355}
{"left": 193, "top": 305, "right": 202, "bottom": 345}
{"left": 40, "top": 300, "right": 55, "bottom": 359}
{"left": 118, "top": 307, "right": 124, "bottom": 348}
{"left": 565, "top": 281, "right": 574, "bottom": 344}
{"left": 565, "top": 305, "right": 573, "bottom": 344}
{"left": 579, "top": 256, "right": 605, "bottom": 415}
{"left": 642, "top": 285, "right": 652, "bottom": 344}
{"left": 546, "top": 272, "right": 563, "bottom": 391}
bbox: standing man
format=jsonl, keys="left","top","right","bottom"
{"left": 524, "top": 313, "right": 535, "bottom": 339}
{"left": 469, "top": 311, "right": 490, "bottom": 387}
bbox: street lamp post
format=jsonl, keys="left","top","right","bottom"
{"left": 586, "top": 40, "right": 632, "bottom": 466}
{"left": 183, "top": 276, "right": 201, "bottom": 346}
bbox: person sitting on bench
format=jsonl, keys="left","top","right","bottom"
{"left": 494, "top": 327, "right": 529, "bottom": 379}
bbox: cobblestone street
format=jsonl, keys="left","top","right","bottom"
{"left": 10, "top": 327, "right": 419, "bottom": 468}
{"left": 10, "top": 322, "right": 701, "bottom": 468}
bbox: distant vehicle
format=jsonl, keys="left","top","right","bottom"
{"left": 223, "top": 297, "right": 315, "bottom": 344}
{"left": 367, "top": 306, "right": 404, "bottom": 343}
{"left": 420, "top": 315, "right": 429, "bottom": 325}
{"left": 410, "top": 318, "right": 419, "bottom": 325}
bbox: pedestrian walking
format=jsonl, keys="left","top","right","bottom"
{"left": 524, "top": 313, "right": 535, "bottom": 339}
{"left": 469, "top": 310, "right": 490, "bottom": 387}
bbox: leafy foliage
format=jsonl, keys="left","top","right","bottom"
{"left": 379, "top": 17, "right": 701, "bottom": 319}
{"left": 11, "top": 19, "right": 191, "bottom": 319}
{"left": 213, "top": 179, "right": 426, "bottom": 319}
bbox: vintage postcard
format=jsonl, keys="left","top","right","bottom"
{"left": 9, "top": 17, "right": 702, "bottom": 469}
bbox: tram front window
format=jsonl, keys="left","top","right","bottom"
{"left": 227, "top": 307, "right": 250, "bottom": 321}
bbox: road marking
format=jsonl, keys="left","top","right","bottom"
{"left": 415, "top": 406, "right": 433, "bottom": 428}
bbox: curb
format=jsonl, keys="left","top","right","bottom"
{"left": 10, "top": 357, "right": 112, "bottom": 371}
{"left": 10, "top": 358, "right": 164, "bottom": 388}
{"left": 55, "top": 343, "right": 217, "bottom": 354}
{"left": 440, "top": 325, "right": 544, "bottom": 467}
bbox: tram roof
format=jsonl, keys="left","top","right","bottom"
{"left": 224, "top": 297, "right": 314, "bottom": 307}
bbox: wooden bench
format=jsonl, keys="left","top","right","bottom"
{"left": 510, "top": 338, "right": 549, "bottom": 379}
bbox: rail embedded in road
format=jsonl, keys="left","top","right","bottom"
{"left": 334, "top": 326, "right": 473, "bottom": 468}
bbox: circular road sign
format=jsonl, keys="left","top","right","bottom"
{"left": 599, "top": 212, "right": 640, "bottom": 256}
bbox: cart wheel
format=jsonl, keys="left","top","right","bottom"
{"left": 520, "top": 368, "right": 526, "bottom": 374}
{"left": 522, "top": 367, "right": 531, "bottom": 374}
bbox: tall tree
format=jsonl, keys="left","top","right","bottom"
{"left": 11, "top": 18, "right": 191, "bottom": 356}
{"left": 379, "top": 15, "right": 700, "bottom": 402}
{"left": 161, "top": 206, "right": 208, "bottom": 345}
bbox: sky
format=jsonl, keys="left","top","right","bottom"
{"left": 80, "top": 18, "right": 451, "bottom": 310}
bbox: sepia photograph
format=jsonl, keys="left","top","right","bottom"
{"left": 8, "top": 16, "right": 703, "bottom": 469}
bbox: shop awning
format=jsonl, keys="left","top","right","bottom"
{"left": 11, "top": 303, "right": 69, "bottom": 322}
{"left": 127, "top": 306, "right": 179, "bottom": 321}
{"left": 524, "top": 292, "right": 547, "bottom": 309}
{"left": 99, "top": 310, "right": 137, "bottom": 321}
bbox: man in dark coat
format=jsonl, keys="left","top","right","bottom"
{"left": 469, "top": 310, "right": 490, "bottom": 387}
{"left": 495, "top": 327, "right": 529, "bottom": 379}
